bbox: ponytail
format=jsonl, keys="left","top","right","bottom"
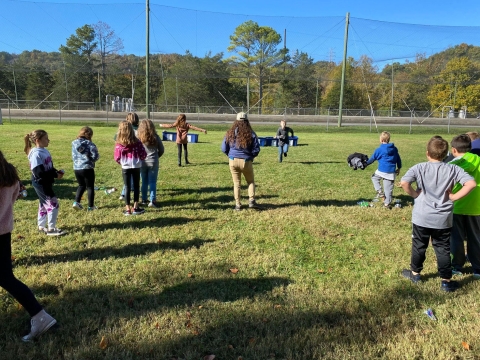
{"left": 24, "top": 130, "right": 47, "bottom": 155}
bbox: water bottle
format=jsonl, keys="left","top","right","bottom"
{"left": 105, "top": 188, "right": 116, "bottom": 195}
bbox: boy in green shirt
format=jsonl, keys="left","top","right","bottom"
{"left": 449, "top": 134, "right": 480, "bottom": 279}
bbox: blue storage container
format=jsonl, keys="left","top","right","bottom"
{"left": 289, "top": 136, "right": 298, "bottom": 146}
{"left": 258, "top": 136, "right": 273, "bottom": 147}
{"left": 187, "top": 134, "right": 199, "bottom": 143}
{"left": 162, "top": 131, "right": 177, "bottom": 142}
{"left": 271, "top": 138, "right": 278, "bottom": 147}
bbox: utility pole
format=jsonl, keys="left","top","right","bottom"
{"left": 390, "top": 63, "right": 394, "bottom": 117}
{"left": 338, "top": 12, "right": 350, "bottom": 127}
{"left": 146, "top": 0, "right": 150, "bottom": 118}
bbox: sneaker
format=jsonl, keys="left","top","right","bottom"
{"left": 87, "top": 206, "right": 98, "bottom": 211}
{"left": 401, "top": 269, "right": 421, "bottom": 283}
{"left": 72, "top": 202, "right": 83, "bottom": 210}
{"left": 46, "top": 228, "right": 66, "bottom": 236}
{"left": 441, "top": 280, "right": 460, "bottom": 292}
{"left": 383, "top": 203, "right": 391, "bottom": 209}
{"left": 22, "top": 310, "right": 56, "bottom": 342}
{"left": 185, "top": 160, "right": 191, "bottom": 165}
{"left": 123, "top": 209, "right": 132, "bottom": 216}
{"left": 178, "top": 164, "right": 182, "bottom": 167}
{"left": 375, "top": 191, "right": 385, "bottom": 199}
{"left": 235, "top": 204, "right": 241, "bottom": 211}
{"left": 132, "top": 207, "right": 145, "bottom": 215}
{"left": 452, "top": 268, "right": 463, "bottom": 276}
{"left": 38, "top": 226, "right": 47, "bottom": 234}
{"left": 249, "top": 200, "right": 262, "bottom": 209}
{"left": 284, "top": 152, "right": 287, "bottom": 157}
{"left": 148, "top": 201, "right": 158, "bottom": 208}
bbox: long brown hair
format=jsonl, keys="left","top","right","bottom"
{"left": 226, "top": 120, "right": 253, "bottom": 149}
{"left": 23, "top": 129, "right": 48, "bottom": 155}
{"left": 0, "top": 150, "right": 20, "bottom": 187}
{"left": 173, "top": 113, "right": 187, "bottom": 129}
{"left": 126, "top": 112, "right": 139, "bottom": 127}
{"left": 137, "top": 119, "right": 158, "bottom": 147}
{"left": 116, "top": 121, "right": 137, "bottom": 146}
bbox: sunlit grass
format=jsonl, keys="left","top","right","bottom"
{"left": 0, "top": 122, "right": 479, "bottom": 359}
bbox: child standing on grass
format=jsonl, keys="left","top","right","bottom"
{"left": 0, "top": 150, "right": 57, "bottom": 342}
{"left": 400, "top": 136, "right": 476, "bottom": 292}
{"left": 138, "top": 119, "right": 164, "bottom": 208}
{"left": 72, "top": 126, "right": 99, "bottom": 211}
{"left": 448, "top": 134, "right": 480, "bottom": 279}
{"left": 274, "top": 120, "right": 294, "bottom": 163}
{"left": 159, "top": 113, "right": 207, "bottom": 167}
{"left": 366, "top": 131, "right": 402, "bottom": 208}
{"left": 114, "top": 121, "right": 147, "bottom": 216}
{"left": 24, "top": 130, "right": 66, "bottom": 236}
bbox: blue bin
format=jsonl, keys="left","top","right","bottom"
{"left": 162, "top": 131, "right": 177, "bottom": 142}
{"left": 187, "top": 134, "right": 199, "bottom": 143}
{"left": 258, "top": 136, "right": 273, "bottom": 147}
{"left": 289, "top": 136, "right": 298, "bottom": 146}
{"left": 271, "top": 138, "right": 278, "bottom": 147}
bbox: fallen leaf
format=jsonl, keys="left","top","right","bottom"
{"left": 66, "top": 272, "right": 71, "bottom": 281}
{"left": 229, "top": 268, "right": 239, "bottom": 274}
{"left": 204, "top": 355, "right": 215, "bottom": 360}
{"left": 17, "top": 235, "right": 25, "bottom": 240}
{"left": 462, "top": 341, "right": 470, "bottom": 350}
{"left": 99, "top": 336, "right": 108, "bottom": 349}
{"left": 193, "top": 329, "right": 200, "bottom": 335}
{"left": 157, "top": 239, "right": 163, "bottom": 243}
{"left": 187, "top": 272, "right": 193, "bottom": 278}
{"left": 316, "top": 269, "right": 325, "bottom": 273}
{"left": 228, "top": 345, "right": 234, "bottom": 349}
{"left": 348, "top": 234, "right": 354, "bottom": 237}
{"left": 274, "top": 304, "right": 282, "bottom": 309}
{"left": 17, "top": 303, "right": 23, "bottom": 310}
{"left": 248, "top": 338, "right": 256, "bottom": 344}
{"left": 11, "top": 256, "right": 16, "bottom": 261}
{"left": 262, "top": 318, "right": 268, "bottom": 323}
{"left": 155, "top": 322, "right": 159, "bottom": 329}
{"left": 186, "top": 311, "right": 192, "bottom": 319}
{"left": 198, "top": 305, "right": 203, "bottom": 309}
{"left": 185, "top": 320, "right": 192, "bottom": 328}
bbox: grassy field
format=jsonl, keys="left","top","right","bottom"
{"left": 0, "top": 122, "right": 479, "bottom": 360}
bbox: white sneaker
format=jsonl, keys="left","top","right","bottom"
{"left": 46, "top": 228, "right": 67, "bottom": 236}
{"left": 22, "top": 310, "right": 56, "bottom": 342}
{"left": 148, "top": 201, "right": 158, "bottom": 208}
{"left": 72, "top": 202, "right": 83, "bottom": 210}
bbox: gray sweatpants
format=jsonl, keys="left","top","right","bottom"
{"left": 371, "top": 173, "right": 394, "bottom": 205}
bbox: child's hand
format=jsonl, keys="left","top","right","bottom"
{"left": 395, "top": 169, "right": 400, "bottom": 175}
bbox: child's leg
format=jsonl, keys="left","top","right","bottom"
{"left": 177, "top": 144, "right": 182, "bottom": 165}
{"left": 148, "top": 164, "right": 159, "bottom": 202}
{"left": 229, "top": 158, "right": 242, "bottom": 205}
{"left": 242, "top": 161, "right": 256, "bottom": 203}
{"left": 45, "top": 196, "right": 60, "bottom": 230}
{"left": 371, "top": 173, "right": 383, "bottom": 194}
{"left": 122, "top": 169, "right": 132, "bottom": 208}
{"left": 74, "top": 169, "right": 87, "bottom": 203}
{"left": 84, "top": 169, "right": 95, "bottom": 208}
{"left": 278, "top": 145, "right": 283, "bottom": 162}
{"left": 131, "top": 168, "right": 141, "bottom": 205}
{"left": 410, "top": 224, "right": 431, "bottom": 274}
{"left": 32, "top": 182, "right": 47, "bottom": 229}
{"left": 431, "top": 228, "right": 453, "bottom": 280}
{"left": 140, "top": 165, "right": 148, "bottom": 202}
{"left": 184, "top": 143, "right": 189, "bottom": 163}
{"left": 283, "top": 143, "right": 289, "bottom": 155}
{"left": 0, "top": 233, "right": 43, "bottom": 317}
{"left": 383, "top": 178, "right": 394, "bottom": 205}
{"left": 464, "top": 215, "right": 480, "bottom": 274}
{"left": 450, "top": 214, "right": 467, "bottom": 271}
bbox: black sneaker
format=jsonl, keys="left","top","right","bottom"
{"left": 249, "top": 200, "right": 262, "bottom": 209}
{"left": 441, "top": 280, "right": 460, "bottom": 292}
{"left": 46, "top": 228, "right": 67, "bottom": 236}
{"left": 284, "top": 152, "right": 287, "bottom": 157}
{"left": 401, "top": 269, "right": 421, "bottom": 283}
{"left": 132, "top": 207, "right": 145, "bottom": 215}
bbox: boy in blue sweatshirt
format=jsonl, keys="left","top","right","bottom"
{"left": 366, "top": 131, "right": 402, "bottom": 208}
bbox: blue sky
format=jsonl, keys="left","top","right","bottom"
{"left": 2, "top": 0, "right": 480, "bottom": 64}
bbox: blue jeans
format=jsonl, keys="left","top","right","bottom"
{"left": 140, "top": 164, "right": 159, "bottom": 202}
{"left": 278, "top": 143, "right": 289, "bottom": 162}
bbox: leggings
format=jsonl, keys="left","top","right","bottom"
{"left": 74, "top": 169, "right": 95, "bottom": 207}
{"left": 0, "top": 233, "right": 43, "bottom": 317}
{"left": 32, "top": 181, "right": 59, "bottom": 230}
{"left": 122, "top": 168, "right": 140, "bottom": 205}
{"left": 177, "top": 143, "right": 188, "bottom": 165}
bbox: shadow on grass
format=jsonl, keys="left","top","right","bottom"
{"left": 14, "top": 238, "right": 214, "bottom": 266}
{"left": 6, "top": 281, "right": 471, "bottom": 359}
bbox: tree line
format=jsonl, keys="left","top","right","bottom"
{"left": 1, "top": 20, "right": 480, "bottom": 113}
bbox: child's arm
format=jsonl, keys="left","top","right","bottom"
{"left": 114, "top": 144, "right": 122, "bottom": 164}
{"left": 400, "top": 181, "right": 421, "bottom": 199}
{"left": 90, "top": 143, "right": 100, "bottom": 162}
{"left": 449, "top": 179, "right": 476, "bottom": 201}
{"left": 188, "top": 124, "right": 207, "bottom": 134}
{"left": 221, "top": 136, "right": 230, "bottom": 155}
{"left": 289, "top": 127, "right": 294, "bottom": 137}
{"left": 159, "top": 123, "right": 175, "bottom": 129}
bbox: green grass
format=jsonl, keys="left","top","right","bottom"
{"left": 1, "top": 122, "right": 479, "bottom": 359}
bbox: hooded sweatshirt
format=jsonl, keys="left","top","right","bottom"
{"left": 450, "top": 152, "right": 480, "bottom": 215}
{"left": 72, "top": 137, "right": 100, "bottom": 170}
{"left": 0, "top": 181, "right": 19, "bottom": 235}
{"left": 366, "top": 143, "right": 402, "bottom": 174}
{"left": 114, "top": 140, "right": 147, "bottom": 169}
